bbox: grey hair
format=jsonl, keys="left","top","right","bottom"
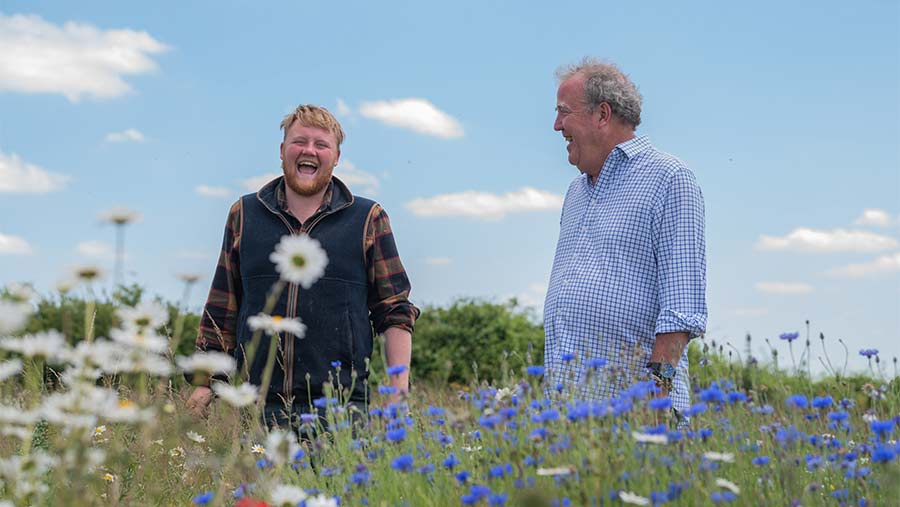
{"left": 556, "top": 58, "right": 642, "bottom": 128}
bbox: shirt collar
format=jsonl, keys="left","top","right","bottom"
{"left": 615, "top": 135, "right": 652, "bottom": 159}
{"left": 275, "top": 178, "right": 334, "bottom": 215}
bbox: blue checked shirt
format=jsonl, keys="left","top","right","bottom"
{"left": 543, "top": 136, "right": 707, "bottom": 415}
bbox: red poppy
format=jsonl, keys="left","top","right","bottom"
{"left": 235, "top": 499, "right": 271, "bottom": 507}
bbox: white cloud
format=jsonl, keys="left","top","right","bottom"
{"left": 755, "top": 282, "right": 814, "bottom": 294}
{"left": 0, "top": 233, "right": 32, "bottom": 254}
{"left": 425, "top": 257, "right": 452, "bottom": 266}
{"left": 335, "top": 98, "right": 351, "bottom": 116}
{"left": 827, "top": 253, "right": 900, "bottom": 278}
{"left": 407, "top": 187, "right": 563, "bottom": 220}
{"left": 242, "top": 173, "right": 280, "bottom": 192}
{"left": 514, "top": 282, "right": 548, "bottom": 312}
{"left": 77, "top": 240, "right": 113, "bottom": 260}
{"left": 0, "top": 149, "right": 69, "bottom": 193}
{"left": 854, "top": 209, "right": 892, "bottom": 227}
{"left": 756, "top": 228, "right": 898, "bottom": 253}
{"left": 359, "top": 98, "right": 464, "bottom": 139}
{"left": 195, "top": 185, "right": 232, "bottom": 198}
{"left": 105, "top": 128, "right": 145, "bottom": 143}
{"left": 334, "top": 160, "right": 379, "bottom": 195}
{"left": 0, "top": 13, "right": 169, "bottom": 102}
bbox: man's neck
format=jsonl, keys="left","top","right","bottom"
{"left": 284, "top": 183, "right": 329, "bottom": 224}
{"left": 587, "top": 130, "right": 636, "bottom": 186}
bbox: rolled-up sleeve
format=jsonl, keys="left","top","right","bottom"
{"left": 364, "top": 204, "right": 420, "bottom": 334}
{"left": 652, "top": 167, "right": 707, "bottom": 339}
{"left": 197, "top": 200, "right": 243, "bottom": 354}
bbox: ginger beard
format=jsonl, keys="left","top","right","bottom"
{"left": 281, "top": 156, "right": 334, "bottom": 196}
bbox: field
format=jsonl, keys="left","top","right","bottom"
{"left": 1, "top": 278, "right": 899, "bottom": 507}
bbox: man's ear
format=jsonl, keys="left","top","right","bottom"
{"left": 335, "top": 148, "right": 341, "bottom": 166}
{"left": 279, "top": 142, "right": 284, "bottom": 161}
{"left": 595, "top": 102, "right": 612, "bottom": 128}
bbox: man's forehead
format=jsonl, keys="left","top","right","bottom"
{"left": 286, "top": 123, "right": 336, "bottom": 140}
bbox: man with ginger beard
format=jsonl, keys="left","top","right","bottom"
{"left": 187, "top": 105, "right": 419, "bottom": 432}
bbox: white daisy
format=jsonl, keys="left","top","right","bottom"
{"left": 0, "top": 300, "right": 32, "bottom": 334}
{"left": 186, "top": 431, "right": 206, "bottom": 444}
{"left": 116, "top": 300, "right": 169, "bottom": 331}
{"left": 715, "top": 478, "right": 740, "bottom": 494}
{"left": 100, "top": 207, "right": 141, "bottom": 225}
{"left": 0, "top": 330, "right": 68, "bottom": 360}
{"left": 703, "top": 452, "right": 736, "bottom": 463}
{"left": 619, "top": 491, "right": 650, "bottom": 506}
{"left": 176, "top": 351, "right": 236, "bottom": 375}
{"left": 269, "top": 234, "right": 328, "bottom": 288}
{"left": 72, "top": 264, "right": 104, "bottom": 282}
{"left": 109, "top": 327, "right": 169, "bottom": 354}
{"left": 265, "top": 429, "right": 302, "bottom": 467}
{"left": 536, "top": 466, "right": 575, "bottom": 476}
{"left": 3, "top": 282, "right": 36, "bottom": 303}
{"left": 304, "top": 494, "right": 338, "bottom": 507}
{"left": 247, "top": 313, "right": 306, "bottom": 337}
{"left": 269, "top": 484, "right": 308, "bottom": 506}
{"left": 632, "top": 431, "right": 668, "bottom": 445}
{"left": 0, "top": 358, "right": 23, "bottom": 382}
{"left": 251, "top": 444, "right": 266, "bottom": 455}
{"left": 212, "top": 382, "right": 259, "bottom": 407}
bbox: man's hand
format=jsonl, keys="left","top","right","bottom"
{"left": 186, "top": 386, "right": 215, "bottom": 418}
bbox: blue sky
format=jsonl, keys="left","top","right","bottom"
{"left": 1, "top": 1, "right": 898, "bottom": 375}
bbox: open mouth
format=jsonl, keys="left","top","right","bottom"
{"left": 564, "top": 135, "right": 573, "bottom": 142}
{"left": 296, "top": 160, "right": 318, "bottom": 175}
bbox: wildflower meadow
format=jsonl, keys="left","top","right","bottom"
{"left": 1, "top": 233, "right": 898, "bottom": 507}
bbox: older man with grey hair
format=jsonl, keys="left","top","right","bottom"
{"left": 543, "top": 58, "right": 707, "bottom": 421}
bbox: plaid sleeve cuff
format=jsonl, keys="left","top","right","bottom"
{"left": 654, "top": 309, "right": 706, "bottom": 339}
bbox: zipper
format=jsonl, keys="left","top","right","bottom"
{"left": 258, "top": 190, "right": 353, "bottom": 401}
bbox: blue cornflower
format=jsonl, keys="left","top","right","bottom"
{"left": 300, "top": 413, "right": 318, "bottom": 424}
{"left": 871, "top": 420, "right": 895, "bottom": 437}
{"left": 753, "top": 404, "right": 774, "bottom": 415}
{"left": 470, "top": 485, "right": 491, "bottom": 500}
{"left": 456, "top": 470, "right": 471, "bottom": 484}
{"left": 390, "top": 454, "right": 414, "bottom": 472}
{"left": 255, "top": 458, "right": 272, "bottom": 469}
{"left": 488, "top": 493, "right": 508, "bottom": 506}
{"left": 443, "top": 453, "right": 460, "bottom": 469}
{"left": 711, "top": 491, "right": 737, "bottom": 504}
{"left": 378, "top": 385, "right": 398, "bottom": 395}
{"left": 811, "top": 395, "right": 833, "bottom": 409}
{"left": 427, "top": 406, "right": 445, "bottom": 417}
{"left": 417, "top": 463, "right": 436, "bottom": 474}
{"left": 859, "top": 348, "right": 879, "bottom": 358}
{"left": 872, "top": 445, "right": 896, "bottom": 463}
{"left": 192, "top": 492, "right": 214, "bottom": 505}
{"left": 351, "top": 464, "right": 371, "bottom": 485}
{"left": 560, "top": 352, "right": 576, "bottom": 362}
{"left": 526, "top": 365, "right": 545, "bottom": 376}
{"left": 685, "top": 402, "right": 707, "bottom": 417}
{"left": 385, "top": 427, "right": 407, "bottom": 443}
{"left": 488, "top": 465, "right": 507, "bottom": 479}
{"left": 649, "top": 397, "right": 672, "bottom": 411}
{"left": 828, "top": 411, "right": 848, "bottom": 422}
{"left": 727, "top": 391, "right": 747, "bottom": 404}
{"left": 330, "top": 360, "right": 341, "bottom": 368}
{"left": 586, "top": 357, "right": 607, "bottom": 368}
{"left": 779, "top": 332, "right": 800, "bottom": 342}
{"left": 699, "top": 384, "right": 726, "bottom": 404}
{"left": 752, "top": 456, "right": 770, "bottom": 466}
{"left": 785, "top": 394, "right": 808, "bottom": 409}
{"left": 386, "top": 364, "right": 408, "bottom": 376}
{"left": 830, "top": 489, "right": 849, "bottom": 500}
{"left": 536, "top": 409, "right": 559, "bottom": 424}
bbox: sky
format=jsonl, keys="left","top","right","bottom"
{"left": 1, "top": 1, "right": 898, "bottom": 375}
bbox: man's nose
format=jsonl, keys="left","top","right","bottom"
{"left": 553, "top": 115, "right": 563, "bottom": 131}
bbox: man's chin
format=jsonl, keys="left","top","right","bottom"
{"left": 284, "top": 174, "right": 330, "bottom": 196}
